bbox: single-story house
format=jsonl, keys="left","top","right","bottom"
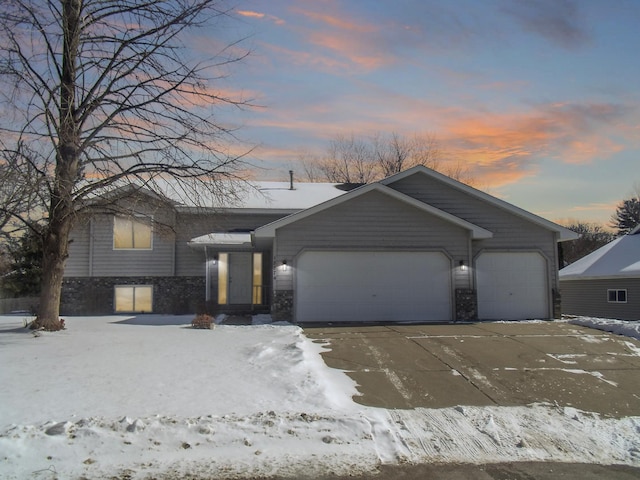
{"left": 560, "top": 225, "right": 639, "bottom": 320}
{"left": 62, "top": 166, "right": 578, "bottom": 322}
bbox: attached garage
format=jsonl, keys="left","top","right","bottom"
{"left": 476, "top": 252, "right": 549, "bottom": 320}
{"left": 295, "top": 251, "right": 452, "bottom": 323}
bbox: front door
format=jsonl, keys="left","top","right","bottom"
{"left": 228, "top": 252, "right": 252, "bottom": 304}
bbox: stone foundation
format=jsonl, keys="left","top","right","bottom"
{"left": 61, "top": 277, "right": 206, "bottom": 315}
{"left": 272, "top": 290, "right": 293, "bottom": 322}
{"left": 455, "top": 288, "right": 478, "bottom": 321}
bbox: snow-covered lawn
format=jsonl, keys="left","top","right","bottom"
{"left": 1, "top": 314, "right": 639, "bottom": 479}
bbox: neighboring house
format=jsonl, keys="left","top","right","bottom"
{"left": 62, "top": 166, "right": 577, "bottom": 322}
{"left": 560, "top": 225, "right": 640, "bottom": 320}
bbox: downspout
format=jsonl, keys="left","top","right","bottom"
{"left": 205, "top": 246, "right": 210, "bottom": 302}
{"left": 88, "top": 217, "right": 94, "bottom": 277}
{"left": 468, "top": 234, "right": 474, "bottom": 290}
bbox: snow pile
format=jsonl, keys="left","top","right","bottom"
{"left": 569, "top": 317, "right": 640, "bottom": 341}
{"left": 0, "top": 315, "right": 639, "bottom": 479}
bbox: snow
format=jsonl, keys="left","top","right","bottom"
{"left": 1, "top": 315, "right": 639, "bottom": 479}
{"left": 559, "top": 231, "right": 640, "bottom": 279}
{"left": 569, "top": 317, "right": 640, "bottom": 341}
{"left": 170, "top": 180, "right": 350, "bottom": 210}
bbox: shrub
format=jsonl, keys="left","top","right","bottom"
{"left": 191, "top": 314, "right": 213, "bottom": 329}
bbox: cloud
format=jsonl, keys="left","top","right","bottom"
{"left": 500, "top": 0, "right": 591, "bottom": 48}
{"left": 438, "top": 101, "right": 630, "bottom": 186}
{"left": 237, "top": 9, "right": 285, "bottom": 25}
{"left": 290, "top": 6, "right": 395, "bottom": 72}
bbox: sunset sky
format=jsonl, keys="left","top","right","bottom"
{"left": 214, "top": 0, "right": 639, "bottom": 226}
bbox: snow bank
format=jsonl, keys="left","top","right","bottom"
{"left": 569, "top": 317, "right": 640, "bottom": 341}
{"left": 1, "top": 315, "right": 639, "bottom": 479}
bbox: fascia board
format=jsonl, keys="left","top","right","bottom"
{"left": 254, "top": 183, "right": 493, "bottom": 239}
{"left": 381, "top": 166, "right": 579, "bottom": 241}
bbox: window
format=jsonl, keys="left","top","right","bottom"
{"left": 114, "top": 216, "right": 152, "bottom": 249}
{"left": 607, "top": 289, "right": 627, "bottom": 303}
{"left": 115, "top": 285, "right": 153, "bottom": 312}
{"left": 217, "top": 253, "right": 228, "bottom": 305}
{"left": 252, "top": 252, "right": 263, "bottom": 305}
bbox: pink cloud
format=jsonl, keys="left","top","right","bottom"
{"left": 236, "top": 10, "right": 285, "bottom": 25}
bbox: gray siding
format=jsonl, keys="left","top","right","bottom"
{"left": 66, "top": 218, "right": 91, "bottom": 276}
{"left": 65, "top": 206, "right": 287, "bottom": 278}
{"left": 389, "top": 175, "right": 559, "bottom": 287}
{"left": 561, "top": 278, "right": 640, "bottom": 320}
{"left": 175, "top": 211, "right": 286, "bottom": 276}
{"left": 274, "top": 190, "right": 471, "bottom": 291}
{"left": 89, "top": 214, "right": 176, "bottom": 276}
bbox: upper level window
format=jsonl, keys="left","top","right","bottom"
{"left": 113, "top": 216, "right": 152, "bottom": 250}
{"left": 607, "top": 289, "right": 627, "bottom": 303}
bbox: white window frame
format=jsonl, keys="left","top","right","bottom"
{"left": 113, "top": 215, "right": 153, "bottom": 250}
{"left": 114, "top": 285, "right": 154, "bottom": 313}
{"left": 607, "top": 289, "right": 627, "bottom": 303}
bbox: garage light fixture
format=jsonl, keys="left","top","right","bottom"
{"left": 459, "top": 260, "right": 467, "bottom": 271}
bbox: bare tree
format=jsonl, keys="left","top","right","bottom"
{"left": 0, "top": 140, "right": 47, "bottom": 236}
{"left": 561, "top": 221, "right": 615, "bottom": 266}
{"left": 373, "top": 132, "right": 441, "bottom": 177}
{"left": 318, "top": 134, "right": 377, "bottom": 184}
{"left": 305, "top": 132, "right": 473, "bottom": 185}
{"left": 0, "top": 0, "right": 250, "bottom": 330}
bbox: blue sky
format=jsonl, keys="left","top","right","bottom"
{"left": 213, "top": 0, "right": 640, "bottom": 226}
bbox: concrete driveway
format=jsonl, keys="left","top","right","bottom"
{"left": 304, "top": 321, "right": 640, "bottom": 417}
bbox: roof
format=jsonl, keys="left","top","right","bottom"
{"left": 160, "top": 180, "right": 352, "bottom": 210}
{"left": 560, "top": 228, "right": 640, "bottom": 280}
{"left": 381, "top": 166, "right": 579, "bottom": 242}
{"left": 254, "top": 183, "right": 493, "bottom": 239}
{"left": 188, "top": 233, "right": 252, "bottom": 249}
{"left": 83, "top": 179, "right": 351, "bottom": 211}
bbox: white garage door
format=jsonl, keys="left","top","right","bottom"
{"left": 476, "top": 252, "right": 549, "bottom": 320}
{"left": 296, "top": 251, "right": 452, "bottom": 323}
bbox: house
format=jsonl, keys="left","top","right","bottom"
{"left": 559, "top": 225, "right": 640, "bottom": 320}
{"left": 61, "top": 166, "right": 578, "bottom": 322}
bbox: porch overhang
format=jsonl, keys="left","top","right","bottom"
{"left": 188, "top": 232, "right": 253, "bottom": 250}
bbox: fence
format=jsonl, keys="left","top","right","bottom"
{"left": 0, "top": 297, "right": 39, "bottom": 314}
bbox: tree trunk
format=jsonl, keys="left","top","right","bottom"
{"left": 33, "top": 0, "right": 82, "bottom": 331}
{"left": 36, "top": 215, "right": 73, "bottom": 330}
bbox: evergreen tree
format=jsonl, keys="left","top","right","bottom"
{"left": 1, "top": 230, "right": 43, "bottom": 298}
{"left": 610, "top": 197, "right": 640, "bottom": 236}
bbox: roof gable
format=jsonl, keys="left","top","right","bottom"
{"left": 381, "top": 166, "right": 578, "bottom": 241}
{"left": 254, "top": 183, "right": 493, "bottom": 239}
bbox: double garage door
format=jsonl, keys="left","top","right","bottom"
{"left": 296, "top": 251, "right": 452, "bottom": 323}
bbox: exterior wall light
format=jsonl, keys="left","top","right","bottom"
{"left": 459, "top": 260, "right": 467, "bottom": 271}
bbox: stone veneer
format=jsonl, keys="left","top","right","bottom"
{"left": 61, "top": 277, "right": 205, "bottom": 315}
{"left": 272, "top": 290, "right": 293, "bottom": 322}
{"left": 455, "top": 288, "right": 478, "bottom": 321}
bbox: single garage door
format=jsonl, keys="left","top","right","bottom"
{"left": 296, "top": 251, "right": 452, "bottom": 323}
{"left": 476, "top": 252, "right": 549, "bottom": 320}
